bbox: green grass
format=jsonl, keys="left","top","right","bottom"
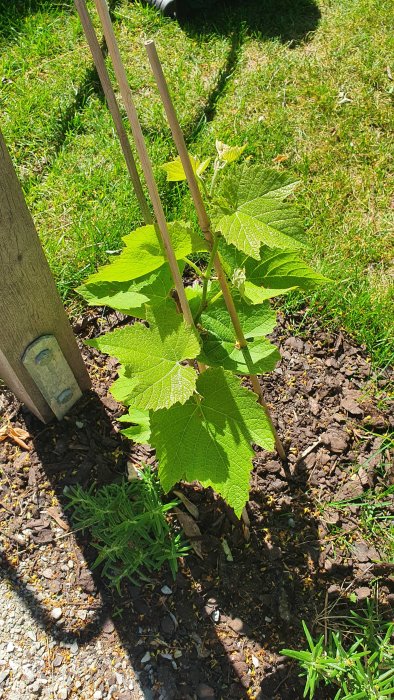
{"left": 0, "top": 0, "right": 393, "bottom": 364}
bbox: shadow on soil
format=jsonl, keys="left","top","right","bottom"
{"left": 1, "top": 388, "right": 343, "bottom": 699}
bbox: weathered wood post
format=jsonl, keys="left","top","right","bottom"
{"left": 0, "top": 130, "right": 91, "bottom": 423}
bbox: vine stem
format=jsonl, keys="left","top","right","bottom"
{"left": 92, "top": 0, "right": 197, "bottom": 335}
{"left": 145, "top": 39, "right": 286, "bottom": 461}
{"left": 194, "top": 234, "right": 220, "bottom": 323}
{"left": 74, "top": 0, "right": 152, "bottom": 226}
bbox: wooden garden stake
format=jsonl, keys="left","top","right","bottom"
{"left": 145, "top": 40, "right": 286, "bottom": 460}
{"left": 74, "top": 0, "right": 152, "bottom": 226}
{"left": 91, "top": 0, "right": 197, "bottom": 332}
{"left": 0, "top": 130, "right": 91, "bottom": 423}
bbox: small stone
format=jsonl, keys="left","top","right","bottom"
{"left": 252, "top": 655, "right": 260, "bottom": 668}
{"left": 22, "top": 666, "right": 35, "bottom": 683}
{"left": 67, "top": 560, "right": 74, "bottom": 569}
{"left": 69, "top": 641, "right": 78, "bottom": 655}
{"left": 103, "top": 619, "right": 114, "bottom": 634}
{"left": 76, "top": 421, "right": 84, "bottom": 429}
{"left": 141, "top": 652, "right": 151, "bottom": 664}
{"left": 93, "top": 692, "right": 103, "bottom": 700}
{"left": 58, "top": 690, "right": 68, "bottom": 700}
{"left": 77, "top": 610, "right": 87, "bottom": 620}
{"left": 53, "top": 655, "right": 63, "bottom": 668}
{"left": 115, "top": 672, "right": 123, "bottom": 685}
{"left": 6, "top": 643, "right": 14, "bottom": 653}
{"left": 211, "top": 609, "right": 220, "bottom": 623}
{"left": 228, "top": 617, "right": 247, "bottom": 634}
{"left": 42, "top": 568, "right": 53, "bottom": 580}
{"left": 26, "top": 631, "right": 37, "bottom": 642}
{"left": 51, "top": 608, "right": 62, "bottom": 621}
{"left": 160, "top": 585, "right": 172, "bottom": 596}
{"left": 196, "top": 683, "right": 215, "bottom": 699}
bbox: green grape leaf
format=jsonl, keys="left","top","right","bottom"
{"left": 111, "top": 366, "right": 139, "bottom": 405}
{"left": 87, "top": 304, "right": 200, "bottom": 410}
{"left": 76, "top": 265, "right": 174, "bottom": 316}
{"left": 199, "top": 333, "right": 280, "bottom": 375}
{"left": 201, "top": 294, "right": 277, "bottom": 339}
{"left": 220, "top": 242, "right": 329, "bottom": 302}
{"left": 213, "top": 166, "right": 304, "bottom": 258}
{"left": 186, "top": 286, "right": 279, "bottom": 374}
{"left": 161, "top": 155, "right": 211, "bottom": 182}
{"left": 83, "top": 222, "right": 207, "bottom": 284}
{"left": 151, "top": 368, "right": 275, "bottom": 517}
{"left": 215, "top": 140, "right": 247, "bottom": 164}
{"left": 118, "top": 408, "right": 151, "bottom": 445}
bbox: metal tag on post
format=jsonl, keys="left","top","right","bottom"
{"left": 22, "top": 335, "right": 83, "bottom": 420}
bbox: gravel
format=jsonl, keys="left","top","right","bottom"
{"left": 0, "top": 581, "right": 146, "bottom": 699}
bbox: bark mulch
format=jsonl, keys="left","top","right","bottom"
{"left": 0, "top": 308, "right": 393, "bottom": 700}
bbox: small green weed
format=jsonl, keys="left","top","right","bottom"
{"left": 65, "top": 467, "right": 188, "bottom": 590}
{"left": 281, "top": 599, "right": 394, "bottom": 699}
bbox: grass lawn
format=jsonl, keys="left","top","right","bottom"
{"left": 0, "top": 0, "right": 393, "bottom": 366}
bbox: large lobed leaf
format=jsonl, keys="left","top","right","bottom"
{"left": 220, "top": 243, "right": 330, "bottom": 303}
{"left": 87, "top": 304, "right": 200, "bottom": 411}
{"left": 81, "top": 221, "right": 207, "bottom": 285}
{"left": 76, "top": 265, "right": 175, "bottom": 316}
{"left": 151, "top": 368, "right": 275, "bottom": 517}
{"left": 213, "top": 166, "right": 304, "bottom": 259}
{"left": 187, "top": 286, "right": 280, "bottom": 374}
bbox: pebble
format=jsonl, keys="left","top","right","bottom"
{"left": 57, "top": 689, "right": 68, "bottom": 700}
{"left": 51, "top": 607, "right": 62, "bottom": 621}
{"left": 69, "top": 641, "right": 79, "bottom": 655}
{"left": 141, "top": 652, "right": 151, "bottom": 664}
{"left": 6, "top": 643, "right": 14, "bottom": 653}
{"left": 42, "top": 568, "right": 53, "bottom": 580}
{"left": 228, "top": 617, "right": 247, "bottom": 634}
{"left": 196, "top": 683, "right": 215, "bottom": 699}
{"left": 22, "top": 666, "right": 35, "bottom": 683}
{"left": 160, "top": 585, "right": 172, "bottom": 596}
{"left": 93, "top": 691, "right": 103, "bottom": 699}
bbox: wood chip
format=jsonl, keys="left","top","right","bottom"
{"left": 174, "top": 507, "right": 203, "bottom": 559}
{"left": 45, "top": 506, "right": 70, "bottom": 531}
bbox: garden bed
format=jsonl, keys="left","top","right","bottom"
{"left": 0, "top": 308, "right": 392, "bottom": 700}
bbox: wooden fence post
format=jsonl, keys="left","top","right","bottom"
{"left": 0, "top": 130, "right": 91, "bottom": 423}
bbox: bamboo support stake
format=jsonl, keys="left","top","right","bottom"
{"left": 74, "top": 0, "right": 152, "bottom": 225}
{"left": 92, "top": 0, "right": 196, "bottom": 329}
{"left": 145, "top": 39, "right": 286, "bottom": 460}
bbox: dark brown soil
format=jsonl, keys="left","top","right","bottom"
{"left": 1, "top": 308, "right": 393, "bottom": 700}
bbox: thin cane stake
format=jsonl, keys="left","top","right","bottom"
{"left": 74, "top": 0, "right": 152, "bottom": 225}
{"left": 145, "top": 39, "right": 286, "bottom": 460}
{"left": 92, "top": 0, "right": 195, "bottom": 330}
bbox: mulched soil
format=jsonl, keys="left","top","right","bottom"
{"left": 0, "top": 307, "right": 393, "bottom": 700}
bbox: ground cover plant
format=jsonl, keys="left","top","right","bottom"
{"left": 77, "top": 139, "right": 328, "bottom": 515}
{"left": 65, "top": 466, "right": 188, "bottom": 589}
{"left": 282, "top": 597, "right": 394, "bottom": 699}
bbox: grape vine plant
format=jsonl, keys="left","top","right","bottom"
{"left": 78, "top": 142, "right": 328, "bottom": 517}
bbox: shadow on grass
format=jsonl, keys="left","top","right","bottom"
{"left": 178, "top": 0, "right": 321, "bottom": 45}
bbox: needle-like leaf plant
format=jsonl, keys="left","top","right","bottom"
{"left": 78, "top": 142, "right": 329, "bottom": 516}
